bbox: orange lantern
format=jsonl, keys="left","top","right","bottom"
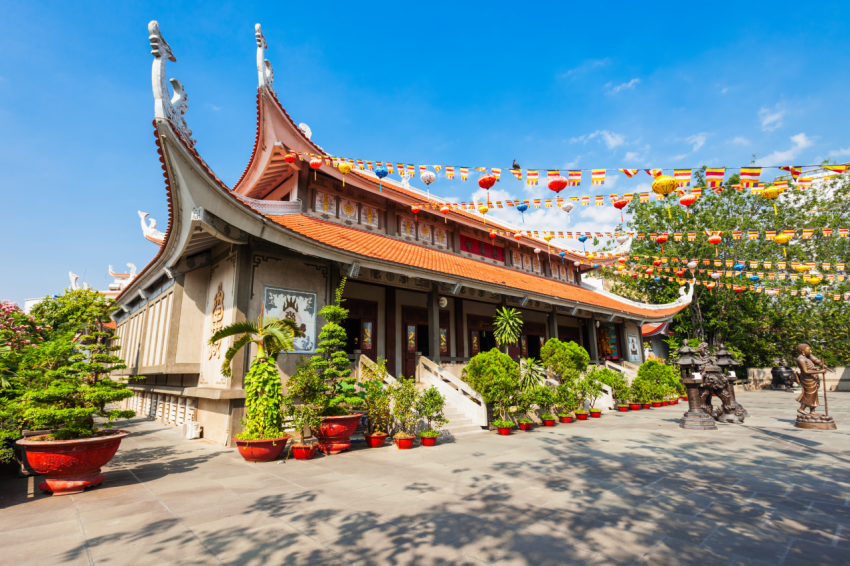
{"left": 513, "top": 232, "right": 523, "bottom": 247}
{"left": 679, "top": 193, "right": 697, "bottom": 217}
{"left": 284, "top": 152, "right": 297, "bottom": 164}
{"left": 613, "top": 198, "right": 628, "bottom": 222}
{"left": 440, "top": 205, "right": 451, "bottom": 223}
{"left": 654, "top": 233, "right": 669, "bottom": 254}
{"left": 548, "top": 175, "right": 568, "bottom": 194}
{"left": 410, "top": 205, "right": 421, "bottom": 220}
{"left": 676, "top": 270, "right": 685, "bottom": 277}
{"left": 645, "top": 268, "right": 654, "bottom": 274}
{"left": 618, "top": 257, "right": 626, "bottom": 264}
{"left": 708, "top": 233, "right": 722, "bottom": 256}
{"left": 309, "top": 157, "right": 322, "bottom": 180}
{"left": 489, "top": 230, "right": 497, "bottom": 240}
{"left": 653, "top": 259, "right": 663, "bottom": 267}
{"left": 479, "top": 174, "right": 496, "bottom": 205}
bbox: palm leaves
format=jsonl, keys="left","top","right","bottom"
{"left": 493, "top": 307, "right": 523, "bottom": 347}
{"left": 519, "top": 357, "right": 546, "bottom": 391}
{"left": 209, "top": 317, "right": 301, "bottom": 377}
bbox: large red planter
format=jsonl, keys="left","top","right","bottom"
{"left": 291, "top": 444, "right": 318, "bottom": 460}
{"left": 651, "top": 402, "right": 663, "bottom": 408}
{"left": 364, "top": 433, "right": 388, "bottom": 448}
{"left": 576, "top": 413, "right": 589, "bottom": 421}
{"left": 497, "top": 427, "right": 512, "bottom": 435}
{"left": 234, "top": 436, "right": 290, "bottom": 463}
{"left": 661, "top": 401, "right": 669, "bottom": 406}
{"left": 394, "top": 435, "right": 415, "bottom": 449}
{"left": 542, "top": 419, "right": 556, "bottom": 427}
{"left": 618, "top": 406, "right": 629, "bottom": 413}
{"left": 642, "top": 403, "right": 652, "bottom": 409}
{"left": 590, "top": 411, "right": 602, "bottom": 418}
{"left": 420, "top": 435, "right": 438, "bottom": 447}
{"left": 17, "top": 431, "right": 128, "bottom": 495}
{"left": 518, "top": 422, "right": 534, "bottom": 431}
{"left": 558, "top": 416, "right": 573, "bottom": 423}
{"left": 629, "top": 403, "right": 641, "bottom": 411}
{"left": 313, "top": 414, "right": 362, "bottom": 455}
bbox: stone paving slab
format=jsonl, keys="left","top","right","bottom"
{"left": 1, "top": 391, "right": 849, "bottom": 565}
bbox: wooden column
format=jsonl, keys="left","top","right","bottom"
{"left": 428, "top": 287, "right": 441, "bottom": 364}
{"left": 386, "top": 287, "right": 397, "bottom": 376}
{"left": 548, "top": 305, "right": 558, "bottom": 342}
{"left": 588, "top": 318, "right": 600, "bottom": 363}
{"left": 455, "top": 296, "right": 465, "bottom": 358}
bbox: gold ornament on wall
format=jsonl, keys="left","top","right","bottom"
{"left": 209, "top": 283, "right": 224, "bottom": 360}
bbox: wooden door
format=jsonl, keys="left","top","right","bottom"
{"left": 401, "top": 307, "right": 428, "bottom": 378}
{"left": 558, "top": 325, "right": 581, "bottom": 345}
{"left": 344, "top": 299, "right": 378, "bottom": 361}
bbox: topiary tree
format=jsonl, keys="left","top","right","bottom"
{"left": 555, "top": 381, "right": 579, "bottom": 416}
{"left": 589, "top": 367, "right": 629, "bottom": 402}
{"left": 540, "top": 338, "right": 589, "bottom": 383}
{"left": 389, "top": 377, "right": 419, "bottom": 438}
{"left": 461, "top": 348, "right": 520, "bottom": 424}
{"left": 636, "top": 359, "right": 681, "bottom": 400}
{"left": 493, "top": 307, "right": 523, "bottom": 350}
{"left": 531, "top": 385, "right": 557, "bottom": 420}
{"left": 416, "top": 386, "right": 448, "bottom": 437}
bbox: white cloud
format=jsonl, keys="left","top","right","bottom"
{"left": 755, "top": 133, "right": 814, "bottom": 166}
{"left": 624, "top": 151, "right": 641, "bottom": 162}
{"left": 721, "top": 87, "right": 729, "bottom": 94}
{"left": 207, "top": 103, "right": 222, "bottom": 112}
{"left": 563, "top": 157, "right": 580, "bottom": 169}
{"left": 570, "top": 130, "right": 626, "bottom": 149}
{"left": 729, "top": 136, "right": 751, "bottom": 146}
{"left": 670, "top": 154, "right": 690, "bottom": 161}
{"left": 607, "top": 78, "right": 640, "bottom": 94}
{"left": 828, "top": 147, "right": 850, "bottom": 157}
{"left": 562, "top": 58, "right": 610, "bottom": 77}
{"left": 686, "top": 133, "right": 706, "bottom": 152}
{"left": 758, "top": 105, "right": 785, "bottom": 132}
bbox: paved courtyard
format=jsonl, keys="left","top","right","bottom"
{"left": 1, "top": 391, "right": 849, "bottom": 566}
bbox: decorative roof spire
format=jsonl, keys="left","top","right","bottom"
{"left": 255, "top": 24, "right": 275, "bottom": 95}
{"left": 138, "top": 211, "right": 166, "bottom": 244}
{"left": 149, "top": 21, "right": 195, "bottom": 147}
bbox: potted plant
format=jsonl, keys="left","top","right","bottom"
{"left": 286, "top": 279, "right": 364, "bottom": 455}
{"left": 629, "top": 401, "right": 641, "bottom": 411}
{"left": 493, "top": 419, "right": 514, "bottom": 435}
{"left": 590, "top": 367, "right": 629, "bottom": 407}
{"left": 630, "top": 371, "right": 654, "bottom": 410}
{"left": 651, "top": 399, "right": 663, "bottom": 408}
{"left": 390, "top": 377, "right": 418, "bottom": 449}
{"left": 617, "top": 404, "right": 630, "bottom": 412}
{"left": 555, "top": 380, "right": 578, "bottom": 423}
{"left": 574, "top": 409, "right": 590, "bottom": 421}
{"left": 212, "top": 315, "right": 300, "bottom": 463}
{"left": 513, "top": 387, "right": 536, "bottom": 431}
{"left": 358, "top": 358, "right": 392, "bottom": 448}
{"left": 531, "top": 385, "right": 557, "bottom": 426}
{"left": 283, "top": 359, "right": 326, "bottom": 460}
{"left": 9, "top": 290, "right": 136, "bottom": 495}
{"left": 416, "top": 386, "right": 448, "bottom": 446}
{"left": 540, "top": 338, "right": 590, "bottom": 383}
{"left": 494, "top": 306, "right": 523, "bottom": 355}
{"left": 461, "top": 349, "right": 520, "bottom": 436}
{"left": 584, "top": 377, "right": 604, "bottom": 418}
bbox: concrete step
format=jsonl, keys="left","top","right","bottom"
{"left": 440, "top": 424, "right": 488, "bottom": 436}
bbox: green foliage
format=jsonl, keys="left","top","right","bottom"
{"left": 357, "top": 358, "right": 392, "bottom": 434}
{"left": 574, "top": 376, "right": 603, "bottom": 410}
{"left": 631, "top": 359, "right": 679, "bottom": 403}
{"left": 529, "top": 385, "right": 557, "bottom": 418}
{"left": 210, "top": 316, "right": 300, "bottom": 378}
{"left": 519, "top": 357, "right": 546, "bottom": 391}
{"left": 416, "top": 386, "right": 448, "bottom": 433}
{"left": 237, "top": 359, "right": 285, "bottom": 441}
{"left": 554, "top": 381, "right": 580, "bottom": 414}
{"left": 610, "top": 170, "right": 850, "bottom": 367}
{"left": 493, "top": 419, "right": 514, "bottom": 429}
{"left": 389, "top": 378, "right": 419, "bottom": 437}
{"left": 461, "top": 348, "right": 520, "bottom": 421}
{"left": 282, "top": 359, "right": 325, "bottom": 442}
{"left": 493, "top": 307, "right": 523, "bottom": 347}
{"left": 540, "top": 339, "right": 589, "bottom": 382}
{"left": 588, "top": 367, "right": 629, "bottom": 401}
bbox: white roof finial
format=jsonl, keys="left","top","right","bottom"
{"left": 149, "top": 21, "right": 195, "bottom": 147}
{"left": 69, "top": 272, "right": 80, "bottom": 291}
{"left": 255, "top": 24, "right": 276, "bottom": 95}
{"left": 138, "top": 211, "right": 166, "bottom": 244}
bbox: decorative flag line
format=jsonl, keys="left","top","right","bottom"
{"left": 624, "top": 257, "right": 846, "bottom": 272}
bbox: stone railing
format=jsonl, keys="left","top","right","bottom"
{"left": 416, "top": 356, "right": 488, "bottom": 427}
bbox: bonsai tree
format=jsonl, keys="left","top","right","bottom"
{"left": 5, "top": 290, "right": 136, "bottom": 441}
{"left": 211, "top": 315, "right": 301, "bottom": 441}
{"left": 630, "top": 373, "right": 654, "bottom": 405}
{"left": 573, "top": 376, "right": 602, "bottom": 413}
{"left": 493, "top": 307, "right": 522, "bottom": 352}
{"left": 554, "top": 381, "right": 579, "bottom": 417}
{"left": 636, "top": 359, "right": 679, "bottom": 402}
{"left": 282, "top": 360, "right": 325, "bottom": 445}
{"left": 589, "top": 367, "right": 629, "bottom": 404}
{"left": 389, "top": 377, "right": 419, "bottom": 439}
{"left": 357, "top": 358, "right": 392, "bottom": 436}
{"left": 513, "top": 387, "right": 536, "bottom": 424}
{"left": 531, "top": 385, "right": 557, "bottom": 421}
{"left": 461, "top": 348, "right": 520, "bottom": 428}
{"left": 519, "top": 357, "right": 546, "bottom": 391}
{"left": 540, "top": 339, "right": 589, "bottom": 383}
{"left": 416, "top": 386, "right": 448, "bottom": 437}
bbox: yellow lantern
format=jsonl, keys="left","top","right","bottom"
{"left": 762, "top": 185, "right": 785, "bottom": 215}
{"left": 651, "top": 176, "right": 677, "bottom": 218}
{"left": 544, "top": 233, "right": 554, "bottom": 253}
{"left": 774, "top": 233, "right": 792, "bottom": 257}
{"left": 793, "top": 264, "right": 812, "bottom": 273}
{"left": 478, "top": 205, "right": 489, "bottom": 224}
{"left": 616, "top": 264, "right": 625, "bottom": 271}
{"left": 337, "top": 161, "right": 351, "bottom": 186}
{"left": 807, "top": 276, "right": 822, "bottom": 285}
{"left": 587, "top": 253, "right": 595, "bottom": 260}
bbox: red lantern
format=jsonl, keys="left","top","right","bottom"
{"left": 675, "top": 270, "right": 685, "bottom": 277}
{"left": 309, "top": 157, "right": 322, "bottom": 180}
{"left": 284, "top": 152, "right": 297, "bottom": 164}
{"left": 655, "top": 234, "right": 669, "bottom": 244}
{"left": 548, "top": 175, "right": 568, "bottom": 194}
{"left": 513, "top": 232, "right": 523, "bottom": 247}
{"left": 613, "top": 198, "right": 628, "bottom": 222}
{"left": 489, "top": 230, "right": 497, "bottom": 239}
{"left": 632, "top": 273, "right": 639, "bottom": 279}
{"left": 708, "top": 233, "right": 722, "bottom": 256}
{"left": 653, "top": 259, "right": 663, "bottom": 267}
{"left": 645, "top": 268, "right": 654, "bottom": 274}
{"left": 706, "top": 282, "right": 716, "bottom": 290}
{"left": 618, "top": 257, "right": 626, "bottom": 264}
{"left": 411, "top": 205, "right": 420, "bottom": 220}
{"left": 734, "top": 286, "right": 745, "bottom": 294}
{"left": 679, "top": 193, "right": 697, "bottom": 217}
{"left": 440, "top": 205, "right": 450, "bottom": 223}
{"left": 478, "top": 174, "right": 496, "bottom": 190}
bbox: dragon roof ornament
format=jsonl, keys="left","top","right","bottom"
{"left": 255, "top": 24, "right": 275, "bottom": 95}
{"left": 139, "top": 211, "right": 166, "bottom": 244}
{"left": 149, "top": 21, "right": 195, "bottom": 148}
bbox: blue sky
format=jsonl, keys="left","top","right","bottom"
{"left": 2, "top": 1, "right": 849, "bottom": 305}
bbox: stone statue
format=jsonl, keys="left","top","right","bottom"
{"left": 794, "top": 344, "right": 836, "bottom": 429}
{"left": 696, "top": 342, "right": 745, "bottom": 424}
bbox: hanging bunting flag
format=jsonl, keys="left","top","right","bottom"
{"left": 639, "top": 192, "right": 650, "bottom": 203}
{"left": 527, "top": 170, "right": 539, "bottom": 185}
{"left": 619, "top": 169, "right": 639, "bottom": 178}
{"left": 802, "top": 228, "right": 815, "bottom": 239}
{"left": 510, "top": 169, "right": 522, "bottom": 180}
{"left": 822, "top": 228, "right": 833, "bottom": 238}
{"left": 674, "top": 169, "right": 692, "bottom": 187}
{"left": 748, "top": 230, "right": 759, "bottom": 240}
{"left": 366, "top": 161, "right": 374, "bottom": 170}
{"left": 568, "top": 170, "right": 582, "bottom": 186}
{"left": 740, "top": 167, "right": 761, "bottom": 187}
{"left": 407, "top": 164, "right": 415, "bottom": 177}
{"left": 547, "top": 170, "right": 560, "bottom": 181}
{"left": 765, "top": 230, "right": 776, "bottom": 240}
{"left": 491, "top": 167, "right": 501, "bottom": 181}
{"left": 434, "top": 165, "right": 443, "bottom": 173}
{"left": 396, "top": 163, "right": 405, "bottom": 176}
{"left": 460, "top": 167, "right": 469, "bottom": 181}
{"left": 823, "top": 165, "right": 849, "bottom": 174}
{"left": 646, "top": 169, "right": 663, "bottom": 178}
{"left": 419, "top": 165, "right": 427, "bottom": 174}
{"left": 356, "top": 159, "right": 365, "bottom": 169}
{"left": 581, "top": 196, "right": 590, "bottom": 205}
{"left": 732, "top": 231, "right": 743, "bottom": 240}
{"left": 705, "top": 168, "right": 725, "bottom": 188}
{"left": 780, "top": 166, "right": 802, "bottom": 180}
{"left": 386, "top": 163, "right": 394, "bottom": 174}
{"left": 445, "top": 166, "right": 455, "bottom": 180}
{"left": 595, "top": 196, "right": 604, "bottom": 206}
{"left": 624, "top": 192, "right": 634, "bottom": 202}
{"left": 592, "top": 169, "right": 606, "bottom": 185}
{"left": 840, "top": 229, "right": 849, "bottom": 238}
{"left": 674, "top": 233, "right": 683, "bottom": 241}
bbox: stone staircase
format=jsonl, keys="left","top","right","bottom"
{"left": 416, "top": 385, "right": 489, "bottom": 438}
{"left": 415, "top": 357, "right": 489, "bottom": 438}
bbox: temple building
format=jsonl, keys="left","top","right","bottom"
{"left": 111, "top": 22, "right": 693, "bottom": 445}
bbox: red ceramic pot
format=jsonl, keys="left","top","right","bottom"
{"left": 291, "top": 444, "right": 318, "bottom": 460}
{"left": 313, "top": 414, "right": 362, "bottom": 455}
{"left": 680, "top": 396, "right": 688, "bottom": 401}
{"left": 364, "top": 432, "right": 388, "bottom": 448}
{"left": 590, "top": 411, "right": 602, "bottom": 418}
{"left": 576, "top": 413, "right": 589, "bottom": 421}
{"left": 542, "top": 419, "right": 556, "bottom": 427}
{"left": 629, "top": 403, "right": 641, "bottom": 411}
{"left": 235, "top": 435, "right": 290, "bottom": 463}
{"left": 420, "top": 435, "right": 438, "bottom": 447}
{"left": 395, "top": 435, "right": 415, "bottom": 449}
{"left": 651, "top": 402, "right": 662, "bottom": 408}
{"left": 642, "top": 403, "right": 652, "bottom": 409}
{"left": 618, "top": 406, "right": 629, "bottom": 413}
{"left": 673, "top": 399, "right": 679, "bottom": 405}
{"left": 518, "top": 422, "right": 534, "bottom": 431}
{"left": 558, "top": 416, "right": 573, "bottom": 423}
{"left": 17, "top": 431, "right": 128, "bottom": 495}
{"left": 497, "top": 427, "right": 512, "bottom": 435}
{"left": 661, "top": 401, "right": 669, "bottom": 406}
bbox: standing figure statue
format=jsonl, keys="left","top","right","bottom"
{"left": 794, "top": 344, "right": 836, "bottom": 429}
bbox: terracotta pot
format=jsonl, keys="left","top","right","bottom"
{"left": 651, "top": 402, "right": 662, "bottom": 408}
{"left": 618, "top": 406, "right": 629, "bottom": 412}
{"left": 642, "top": 403, "right": 652, "bottom": 409}
{"left": 17, "top": 431, "right": 128, "bottom": 495}
{"left": 542, "top": 419, "right": 556, "bottom": 427}
{"left": 590, "top": 411, "right": 602, "bottom": 418}
{"left": 291, "top": 444, "right": 318, "bottom": 460}
{"left": 576, "top": 413, "right": 589, "bottom": 421}
{"left": 364, "top": 432, "right": 388, "bottom": 448}
{"left": 518, "top": 422, "right": 534, "bottom": 431}
{"left": 394, "top": 436, "right": 415, "bottom": 449}
{"left": 420, "top": 435, "right": 438, "bottom": 447}
{"left": 234, "top": 435, "right": 290, "bottom": 463}
{"left": 558, "top": 416, "right": 573, "bottom": 423}
{"left": 497, "top": 427, "right": 512, "bottom": 435}
{"left": 629, "top": 403, "right": 641, "bottom": 411}
{"left": 313, "top": 414, "right": 362, "bottom": 455}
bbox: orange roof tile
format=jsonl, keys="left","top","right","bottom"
{"left": 267, "top": 214, "right": 687, "bottom": 320}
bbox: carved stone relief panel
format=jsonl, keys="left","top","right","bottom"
{"left": 418, "top": 223, "right": 433, "bottom": 244}
{"left": 399, "top": 216, "right": 416, "bottom": 239}
{"left": 314, "top": 191, "right": 336, "bottom": 216}
{"left": 361, "top": 205, "right": 380, "bottom": 228}
{"left": 339, "top": 198, "right": 359, "bottom": 222}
